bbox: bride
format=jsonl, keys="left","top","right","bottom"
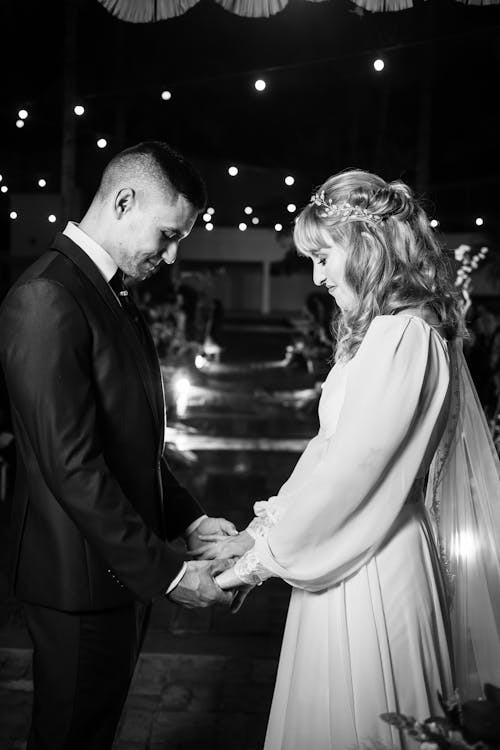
{"left": 194, "top": 170, "right": 500, "bottom": 749}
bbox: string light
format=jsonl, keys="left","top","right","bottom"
{"left": 275, "top": 223, "right": 283, "bottom": 231}
{"left": 18, "top": 109, "right": 28, "bottom": 120}
{"left": 430, "top": 219, "right": 439, "bottom": 228}
{"left": 244, "top": 206, "right": 253, "bottom": 215}
{"left": 373, "top": 58, "right": 385, "bottom": 72}
{"left": 228, "top": 166, "right": 238, "bottom": 177}
{"left": 161, "top": 90, "right": 172, "bottom": 101}
{"left": 287, "top": 204, "right": 296, "bottom": 213}
{"left": 254, "top": 79, "right": 266, "bottom": 92}
{"left": 1, "top": 186, "right": 8, "bottom": 194}
{"left": 207, "top": 207, "right": 215, "bottom": 215}
{"left": 238, "top": 222, "right": 247, "bottom": 231}
{"left": 285, "top": 175, "right": 295, "bottom": 186}
{"left": 202, "top": 212, "right": 211, "bottom": 222}
{"left": 9, "top": 211, "right": 17, "bottom": 220}
{"left": 205, "top": 223, "right": 213, "bottom": 231}
{"left": 48, "top": 214, "right": 57, "bottom": 223}
{"left": 97, "top": 138, "right": 107, "bottom": 149}
{"left": 38, "top": 178, "right": 47, "bottom": 188}
{"left": 16, "top": 120, "right": 24, "bottom": 129}
{"left": 475, "top": 217, "right": 484, "bottom": 227}
{"left": 252, "top": 217, "right": 259, "bottom": 225}
{"left": 74, "top": 105, "right": 85, "bottom": 116}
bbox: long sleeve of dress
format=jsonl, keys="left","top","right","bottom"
{"left": 234, "top": 315, "right": 450, "bottom": 592}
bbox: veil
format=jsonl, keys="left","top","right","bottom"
{"left": 425, "top": 338, "right": 500, "bottom": 699}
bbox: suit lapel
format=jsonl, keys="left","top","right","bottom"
{"left": 51, "top": 234, "right": 164, "bottom": 440}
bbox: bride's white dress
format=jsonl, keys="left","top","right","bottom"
{"left": 235, "top": 314, "right": 455, "bottom": 750}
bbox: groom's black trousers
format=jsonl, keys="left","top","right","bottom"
{"left": 24, "top": 600, "right": 151, "bottom": 750}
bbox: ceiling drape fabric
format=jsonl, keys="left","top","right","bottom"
{"left": 96, "top": 0, "right": 500, "bottom": 19}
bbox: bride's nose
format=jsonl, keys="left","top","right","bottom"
{"left": 312, "top": 260, "right": 326, "bottom": 287}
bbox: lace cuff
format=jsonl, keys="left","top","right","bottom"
{"left": 233, "top": 548, "right": 273, "bottom": 586}
{"left": 246, "top": 514, "right": 275, "bottom": 540}
{"left": 246, "top": 497, "right": 286, "bottom": 540}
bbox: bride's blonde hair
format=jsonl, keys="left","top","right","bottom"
{"left": 294, "top": 169, "right": 466, "bottom": 362}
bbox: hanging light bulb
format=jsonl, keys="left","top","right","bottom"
{"left": 239, "top": 223, "right": 247, "bottom": 231}
{"left": 254, "top": 79, "right": 267, "bottom": 92}
{"left": 228, "top": 166, "right": 238, "bottom": 177}
{"left": 284, "top": 175, "right": 295, "bottom": 186}
{"left": 373, "top": 58, "right": 385, "bottom": 72}
{"left": 475, "top": 217, "right": 484, "bottom": 227}
{"left": 38, "top": 178, "right": 47, "bottom": 188}
{"left": 287, "top": 204, "right": 296, "bottom": 213}
{"left": 205, "top": 223, "right": 214, "bottom": 231}
{"left": 9, "top": 211, "right": 17, "bottom": 220}
{"left": 275, "top": 223, "right": 283, "bottom": 232}
{"left": 48, "top": 214, "right": 57, "bottom": 223}
{"left": 252, "top": 217, "right": 259, "bottom": 225}
{"left": 161, "top": 90, "right": 172, "bottom": 101}
{"left": 16, "top": 120, "right": 25, "bottom": 129}
{"left": 18, "top": 109, "right": 28, "bottom": 120}
{"left": 74, "top": 105, "right": 85, "bottom": 116}
{"left": 97, "top": 138, "right": 108, "bottom": 149}
{"left": 244, "top": 206, "right": 253, "bottom": 215}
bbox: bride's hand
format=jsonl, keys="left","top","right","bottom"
{"left": 189, "top": 530, "right": 254, "bottom": 560}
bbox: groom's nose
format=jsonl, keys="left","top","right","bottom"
{"left": 162, "top": 242, "right": 178, "bottom": 265}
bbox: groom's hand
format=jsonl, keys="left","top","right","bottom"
{"left": 185, "top": 516, "right": 237, "bottom": 554}
{"left": 167, "top": 559, "right": 234, "bottom": 609}
{"left": 189, "top": 530, "right": 254, "bottom": 561}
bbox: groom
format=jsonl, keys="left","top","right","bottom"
{"left": 0, "top": 141, "right": 235, "bottom": 749}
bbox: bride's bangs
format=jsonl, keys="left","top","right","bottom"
{"left": 293, "top": 207, "right": 331, "bottom": 257}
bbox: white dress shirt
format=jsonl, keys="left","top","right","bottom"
{"left": 62, "top": 222, "right": 205, "bottom": 593}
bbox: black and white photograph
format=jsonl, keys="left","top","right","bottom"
{"left": 1, "top": 0, "right": 500, "bottom": 748}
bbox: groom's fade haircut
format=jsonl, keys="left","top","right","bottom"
{"left": 97, "top": 140, "right": 207, "bottom": 212}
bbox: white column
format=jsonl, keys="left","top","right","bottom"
{"left": 261, "top": 260, "right": 271, "bottom": 315}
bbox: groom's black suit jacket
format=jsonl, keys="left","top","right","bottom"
{"left": 0, "top": 233, "right": 203, "bottom": 611}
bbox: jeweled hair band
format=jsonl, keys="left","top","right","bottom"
{"left": 310, "top": 190, "right": 383, "bottom": 225}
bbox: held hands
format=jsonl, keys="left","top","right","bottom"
{"left": 167, "top": 559, "right": 234, "bottom": 609}
{"left": 185, "top": 516, "right": 238, "bottom": 557}
{"left": 178, "top": 516, "right": 256, "bottom": 613}
{"left": 188, "top": 530, "right": 255, "bottom": 561}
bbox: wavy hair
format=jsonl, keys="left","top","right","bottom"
{"left": 294, "top": 169, "right": 466, "bottom": 362}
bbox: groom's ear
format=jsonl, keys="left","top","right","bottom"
{"left": 114, "top": 187, "right": 136, "bottom": 218}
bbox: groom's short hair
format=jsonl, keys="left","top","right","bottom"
{"left": 97, "top": 140, "right": 207, "bottom": 211}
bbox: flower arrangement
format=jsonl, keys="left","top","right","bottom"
{"left": 380, "top": 683, "right": 500, "bottom": 749}
{"left": 453, "top": 244, "right": 489, "bottom": 313}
